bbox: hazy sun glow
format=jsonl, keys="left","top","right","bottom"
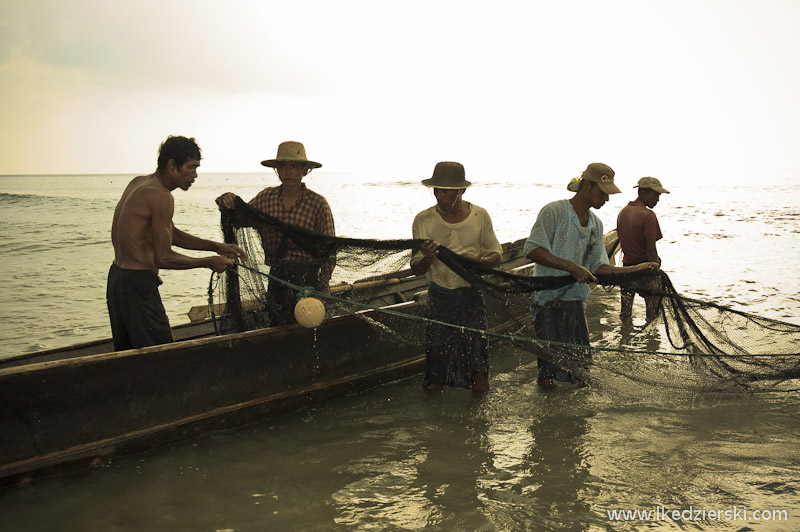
{"left": 1, "top": 0, "right": 799, "bottom": 185}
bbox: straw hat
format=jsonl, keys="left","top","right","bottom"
{"left": 635, "top": 176, "right": 670, "bottom": 194}
{"left": 421, "top": 162, "right": 471, "bottom": 189}
{"left": 261, "top": 141, "right": 322, "bottom": 169}
{"left": 581, "top": 162, "right": 620, "bottom": 194}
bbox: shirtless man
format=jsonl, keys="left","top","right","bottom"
{"left": 107, "top": 135, "right": 246, "bottom": 351}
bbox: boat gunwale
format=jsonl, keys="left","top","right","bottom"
{"left": 0, "top": 298, "right": 424, "bottom": 375}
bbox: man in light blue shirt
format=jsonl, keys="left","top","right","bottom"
{"left": 524, "top": 163, "right": 659, "bottom": 388}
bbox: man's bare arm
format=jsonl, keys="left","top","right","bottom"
{"left": 526, "top": 247, "right": 597, "bottom": 283}
{"left": 411, "top": 239, "right": 439, "bottom": 276}
{"left": 171, "top": 226, "right": 217, "bottom": 251}
{"left": 150, "top": 192, "right": 234, "bottom": 271}
{"left": 461, "top": 251, "right": 501, "bottom": 267}
{"left": 527, "top": 246, "right": 659, "bottom": 283}
{"left": 215, "top": 193, "right": 255, "bottom": 229}
{"left": 172, "top": 226, "right": 247, "bottom": 261}
{"left": 645, "top": 237, "right": 661, "bottom": 264}
{"left": 595, "top": 262, "right": 660, "bottom": 276}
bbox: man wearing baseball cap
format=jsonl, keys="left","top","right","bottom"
{"left": 617, "top": 177, "right": 670, "bottom": 323}
{"left": 524, "top": 163, "right": 660, "bottom": 389}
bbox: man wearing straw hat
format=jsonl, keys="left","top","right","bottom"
{"left": 216, "top": 141, "right": 335, "bottom": 326}
{"left": 617, "top": 176, "right": 670, "bottom": 323}
{"left": 524, "top": 163, "right": 659, "bottom": 389}
{"left": 411, "top": 161, "right": 503, "bottom": 392}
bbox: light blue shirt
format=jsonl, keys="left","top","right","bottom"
{"left": 524, "top": 199, "right": 609, "bottom": 308}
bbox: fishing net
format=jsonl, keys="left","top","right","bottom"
{"left": 207, "top": 198, "right": 800, "bottom": 393}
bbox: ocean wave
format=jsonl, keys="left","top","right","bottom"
{"left": 3, "top": 238, "right": 107, "bottom": 253}
{"left": 0, "top": 191, "right": 97, "bottom": 206}
{"left": 0, "top": 191, "right": 42, "bottom": 203}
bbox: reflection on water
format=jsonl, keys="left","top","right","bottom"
{"left": 4, "top": 345, "right": 799, "bottom": 531}
{"left": 478, "top": 388, "right": 593, "bottom": 532}
{"left": 3, "top": 325, "right": 800, "bottom": 532}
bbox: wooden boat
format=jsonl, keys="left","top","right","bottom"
{"left": 0, "top": 239, "right": 532, "bottom": 490}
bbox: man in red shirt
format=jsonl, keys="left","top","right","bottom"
{"left": 616, "top": 177, "right": 670, "bottom": 322}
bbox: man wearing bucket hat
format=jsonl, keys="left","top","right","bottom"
{"left": 616, "top": 176, "right": 670, "bottom": 323}
{"left": 216, "top": 141, "right": 335, "bottom": 326}
{"left": 524, "top": 163, "right": 660, "bottom": 389}
{"left": 411, "top": 162, "right": 503, "bottom": 392}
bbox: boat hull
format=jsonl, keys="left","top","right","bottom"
{"left": 0, "top": 305, "right": 428, "bottom": 489}
{"left": 0, "top": 240, "right": 531, "bottom": 490}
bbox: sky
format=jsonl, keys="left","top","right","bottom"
{"left": 1, "top": 0, "right": 799, "bottom": 184}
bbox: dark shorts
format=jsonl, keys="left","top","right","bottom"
{"left": 532, "top": 300, "right": 591, "bottom": 382}
{"left": 424, "top": 283, "right": 489, "bottom": 388}
{"left": 106, "top": 264, "right": 173, "bottom": 351}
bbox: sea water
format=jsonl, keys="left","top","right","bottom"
{"left": 0, "top": 171, "right": 799, "bottom": 530}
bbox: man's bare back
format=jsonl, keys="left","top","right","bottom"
{"left": 107, "top": 136, "right": 245, "bottom": 351}
{"left": 111, "top": 158, "right": 245, "bottom": 275}
{"left": 112, "top": 174, "right": 171, "bottom": 271}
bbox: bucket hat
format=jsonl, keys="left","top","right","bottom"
{"left": 261, "top": 141, "right": 322, "bottom": 169}
{"left": 581, "top": 162, "right": 620, "bottom": 194}
{"left": 421, "top": 162, "right": 471, "bottom": 189}
{"left": 635, "top": 176, "right": 670, "bottom": 194}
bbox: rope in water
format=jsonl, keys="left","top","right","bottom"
{"left": 208, "top": 264, "right": 797, "bottom": 359}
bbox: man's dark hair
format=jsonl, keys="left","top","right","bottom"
{"left": 157, "top": 136, "right": 202, "bottom": 170}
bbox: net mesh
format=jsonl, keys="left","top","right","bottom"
{"left": 208, "top": 198, "right": 800, "bottom": 393}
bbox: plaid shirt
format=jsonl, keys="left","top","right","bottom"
{"left": 248, "top": 184, "right": 336, "bottom": 287}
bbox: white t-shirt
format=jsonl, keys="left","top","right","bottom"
{"left": 411, "top": 203, "right": 503, "bottom": 289}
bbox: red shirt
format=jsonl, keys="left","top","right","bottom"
{"left": 616, "top": 200, "right": 662, "bottom": 265}
{"left": 248, "top": 184, "right": 336, "bottom": 285}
